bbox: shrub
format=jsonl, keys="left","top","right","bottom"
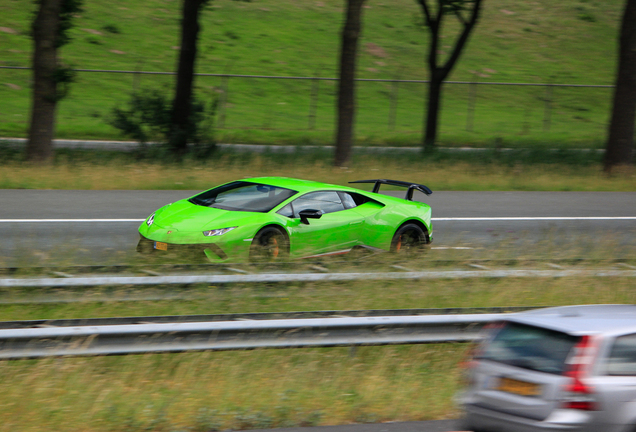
{"left": 108, "top": 88, "right": 217, "bottom": 158}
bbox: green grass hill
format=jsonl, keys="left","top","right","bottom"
{"left": 0, "top": 0, "right": 624, "bottom": 147}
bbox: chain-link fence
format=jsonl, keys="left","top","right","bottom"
{"left": 0, "top": 66, "right": 613, "bottom": 142}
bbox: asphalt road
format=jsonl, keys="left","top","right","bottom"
{"left": 1, "top": 190, "right": 635, "bottom": 265}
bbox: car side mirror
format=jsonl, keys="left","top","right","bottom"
{"left": 298, "top": 209, "right": 323, "bottom": 225}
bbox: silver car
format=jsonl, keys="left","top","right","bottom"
{"left": 458, "top": 304, "right": 636, "bottom": 432}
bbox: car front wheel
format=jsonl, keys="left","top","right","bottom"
{"left": 390, "top": 223, "right": 426, "bottom": 254}
{"left": 250, "top": 226, "right": 289, "bottom": 262}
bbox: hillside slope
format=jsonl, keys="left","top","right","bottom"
{"left": 0, "top": 0, "right": 624, "bottom": 146}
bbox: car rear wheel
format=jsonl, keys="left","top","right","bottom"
{"left": 250, "top": 226, "right": 289, "bottom": 262}
{"left": 390, "top": 223, "right": 426, "bottom": 254}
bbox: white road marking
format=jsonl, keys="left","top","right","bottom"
{"left": 0, "top": 219, "right": 144, "bottom": 223}
{"left": 431, "top": 247, "right": 474, "bottom": 250}
{"left": 0, "top": 216, "right": 635, "bottom": 223}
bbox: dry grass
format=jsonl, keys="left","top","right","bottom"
{"left": 0, "top": 345, "right": 464, "bottom": 432}
{"left": 1, "top": 155, "right": 635, "bottom": 191}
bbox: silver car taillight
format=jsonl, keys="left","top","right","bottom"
{"left": 561, "top": 335, "right": 599, "bottom": 411}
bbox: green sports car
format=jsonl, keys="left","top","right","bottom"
{"left": 137, "top": 177, "right": 433, "bottom": 261}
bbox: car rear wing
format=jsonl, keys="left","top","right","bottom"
{"left": 349, "top": 179, "right": 433, "bottom": 201}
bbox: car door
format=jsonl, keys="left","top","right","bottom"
{"left": 285, "top": 191, "right": 363, "bottom": 255}
{"left": 591, "top": 333, "right": 636, "bottom": 427}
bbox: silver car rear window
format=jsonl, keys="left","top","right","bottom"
{"left": 477, "top": 322, "right": 579, "bottom": 375}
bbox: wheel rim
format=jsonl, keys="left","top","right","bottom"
{"left": 270, "top": 237, "right": 279, "bottom": 258}
{"left": 253, "top": 229, "right": 286, "bottom": 261}
{"left": 396, "top": 228, "right": 422, "bottom": 252}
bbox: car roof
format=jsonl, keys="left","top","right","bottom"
{"left": 506, "top": 304, "right": 636, "bottom": 336}
{"left": 243, "top": 176, "right": 367, "bottom": 194}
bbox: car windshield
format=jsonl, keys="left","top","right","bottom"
{"left": 477, "top": 322, "right": 579, "bottom": 375}
{"left": 189, "top": 181, "right": 297, "bottom": 212}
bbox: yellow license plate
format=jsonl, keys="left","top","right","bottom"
{"left": 497, "top": 377, "right": 541, "bottom": 396}
{"left": 154, "top": 241, "right": 168, "bottom": 251}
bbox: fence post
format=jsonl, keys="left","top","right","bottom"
{"left": 388, "top": 75, "right": 399, "bottom": 131}
{"left": 308, "top": 75, "right": 319, "bottom": 130}
{"left": 218, "top": 75, "right": 229, "bottom": 129}
{"left": 543, "top": 84, "right": 553, "bottom": 133}
{"left": 133, "top": 60, "right": 143, "bottom": 91}
{"left": 466, "top": 73, "right": 478, "bottom": 132}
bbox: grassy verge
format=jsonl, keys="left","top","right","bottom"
{"left": 0, "top": 146, "right": 634, "bottom": 191}
{"left": 0, "top": 345, "right": 464, "bottom": 432}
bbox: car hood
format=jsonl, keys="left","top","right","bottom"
{"left": 154, "top": 199, "right": 264, "bottom": 231}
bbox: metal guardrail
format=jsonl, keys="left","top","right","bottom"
{"left": 4, "top": 257, "right": 633, "bottom": 277}
{"left": 0, "top": 307, "right": 535, "bottom": 329}
{"left": 2, "top": 269, "right": 636, "bottom": 288}
{"left": 0, "top": 312, "right": 507, "bottom": 359}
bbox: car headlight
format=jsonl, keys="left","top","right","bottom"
{"left": 146, "top": 213, "right": 155, "bottom": 227}
{"left": 203, "top": 227, "right": 237, "bottom": 237}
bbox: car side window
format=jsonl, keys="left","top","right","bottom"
{"left": 291, "top": 191, "right": 345, "bottom": 217}
{"left": 276, "top": 203, "right": 294, "bottom": 218}
{"left": 339, "top": 192, "right": 358, "bottom": 209}
{"left": 338, "top": 192, "right": 371, "bottom": 209}
{"left": 606, "top": 333, "right": 636, "bottom": 376}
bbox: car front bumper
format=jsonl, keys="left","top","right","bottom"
{"left": 136, "top": 235, "right": 229, "bottom": 261}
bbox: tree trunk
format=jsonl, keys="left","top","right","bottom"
{"left": 605, "top": 0, "right": 636, "bottom": 172}
{"left": 170, "top": 0, "right": 204, "bottom": 154}
{"left": 424, "top": 71, "right": 443, "bottom": 151}
{"left": 27, "top": 0, "right": 63, "bottom": 164}
{"left": 334, "top": 0, "right": 366, "bottom": 167}
{"left": 417, "top": 0, "right": 482, "bottom": 152}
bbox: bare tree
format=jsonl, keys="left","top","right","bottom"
{"left": 605, "top": 0, "right": 636, "bottom": 172}
{"left": 170, "top": 0, "right": 209, "bottom": 155}
{"left": 334, "top": 0, "right": 367, "bottom": 167}
{"left": 416, "top": 0, "right": 482, "bottom": 151}
{"left": 26, "top": 0, "right": 82, "bottom": 163}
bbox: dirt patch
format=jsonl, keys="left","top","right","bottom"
{"left": 366, "top": 43, "right": 388, "bottom": 58}
{"left": 4, "top": 83, "right": 21, "bottom": 90}
{"left": 0, "top": 27, "right": 17, "bottom": 34}
{"left": 110, "top": 49, "right": 125, "bottom": 55}
{"left": 82, "top": 28, "right": 103, "bottom": 35}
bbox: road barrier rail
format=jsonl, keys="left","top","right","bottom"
{"left": 0, "top": 307, "right": 528, "bottom": 359}
{"left": 1, "top": 268, "right": 635, "bottom": 288}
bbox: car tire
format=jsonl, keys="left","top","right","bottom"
{"left": 250, "top": 226, "right": 289, "bottom": 262}
{"left": 390, "top": 223, "right": 427, "bottom": 254}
